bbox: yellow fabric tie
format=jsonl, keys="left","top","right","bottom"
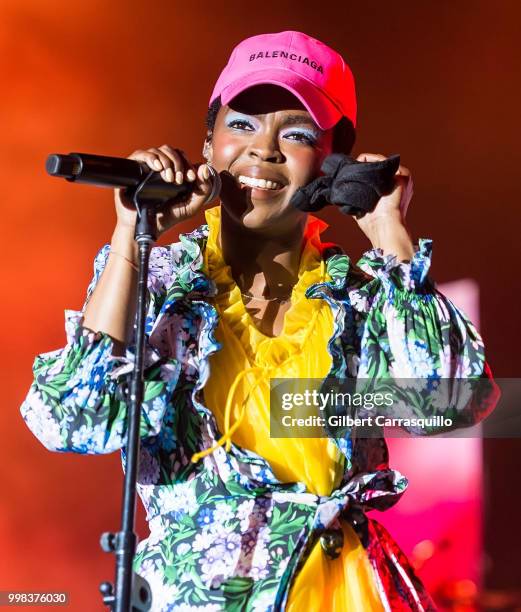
{"left": 191, "top": 364, "right": 266, "bottom": 462}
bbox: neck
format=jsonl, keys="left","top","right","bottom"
{"left": 219, "top": 207, "right": 307, "bottom": 299}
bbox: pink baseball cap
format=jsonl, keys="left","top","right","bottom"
{"left": 209, "top": 30, "right": 357, "bottom": 131}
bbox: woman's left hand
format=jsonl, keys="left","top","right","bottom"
{"left": 353, "top": 153, "right": 415, "bottom": 259}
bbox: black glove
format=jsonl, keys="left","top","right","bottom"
{"left": 290, "top": 153, "right": 401, "bottom": 217}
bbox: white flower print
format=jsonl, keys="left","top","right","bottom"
{"left": 348, "top": 290, "right": 370, "bottom": 313}
{"left": 21, "top": 393, "right": 63, "bottom": 450}
{"left": 275, "top": 556, "right": 289, "bottom": 579}
{"left": 70, "top": 423, "right": 107, "bottom": 452}
{"left": 200, "top": 545, "right": 228, "bottom": 588}
{"left": 213, "top": 502, "right": 234, "bottom": 523}
{"left": 155, "top": 482, "right": 197, "bottom": 517}
{"left": 236, "top": 499, "right": 255, "bottom": 522}
{"left": 136, "top": 556, "right": 181, "bottom": 612}
{"left": 240, "top": 507, "right": 267, "bottom": 533}
{"left": 176, "top": 542, "right": 191, "bottom": 556}
{"left": 148, "top": 396, "right": 168, "bottom": 427}
{"left": 197, "top": 522, "right": 244, "bottom": 588}
{"left": 389, "top": 399, "right": 417, "bottom": 420}
{"left": 251, "top": 545, "right": 270, "bottom": 577}
{"left": 193, "top": 527, "right": 215, "bottom": 552}
{"left": 145, "top": 526, "right": 167, "bottom": 547}
{"left": 249, "top": 562, "right": 269, "bottom": 581}
{"left": 430, "top": 384, "right": 451, "bottom": 413}
{"left": 431, "top": 380, "right": 473, "bottom": 414}
{"left": 407, "top": 342, "right": 435, "bottom": 378}
{"left": 67, "top": 384, "right": 92, "bottom": 408}
{"left": 251, "top": 590, "right": 275, "bottom": 612}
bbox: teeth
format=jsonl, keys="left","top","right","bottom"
{"left": 238, "top": 175, "right": 282, "bottom": 190}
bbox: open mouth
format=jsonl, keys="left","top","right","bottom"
{"left": 237, "top": 175, "right": 285, "bottom": 192}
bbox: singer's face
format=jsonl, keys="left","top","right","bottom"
{"left": 207, "top": 84, "right": 334, "bottom": 234}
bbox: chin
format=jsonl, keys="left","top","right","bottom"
{"left": 222, "top": 197, "right": 300, "bottom": 234}
{"left": 241, "top": 209, "right": 281, "bottom": 231}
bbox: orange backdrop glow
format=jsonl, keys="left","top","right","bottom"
{"left": 1, "top": 1, "right": 520, "bottom": 608}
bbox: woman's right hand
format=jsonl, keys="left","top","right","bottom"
{"left": 89, "top": 145, "right": 216, "bottom": 346}
{"left": 114, "top": 145, "right": 216, "bottom": 237}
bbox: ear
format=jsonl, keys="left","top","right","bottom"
{"left": 202, "top": 135, "right": 213, "bottom": 163}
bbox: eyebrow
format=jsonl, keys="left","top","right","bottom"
{"left": 280, "top": 115, "right": 320, "bottom": 130}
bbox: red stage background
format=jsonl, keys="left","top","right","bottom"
{"left": 1, "top": 1, "right": 520, "bottom": 609}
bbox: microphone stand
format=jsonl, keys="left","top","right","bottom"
{"left": 98, "top": 170, "right": 170, "bottom": 612}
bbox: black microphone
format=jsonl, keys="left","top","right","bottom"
{"left": 46, "top": 152, "right": 196, "bottom": 205}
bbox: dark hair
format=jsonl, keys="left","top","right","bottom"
{"left": 205, "top": 96, "right": 356, "bottom": 155}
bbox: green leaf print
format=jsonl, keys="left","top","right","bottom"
{"left": 38, "top": 383, "right": 62, "bottom": 400}
{"left": 222, "top": 576, "right": 254, "bottom": 612}
{"left": 144, "top": 381, "right": 166, "bottom": 402}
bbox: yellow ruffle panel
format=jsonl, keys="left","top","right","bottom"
{"left": 199, "top": 205, "right": 384, "bottom": 611}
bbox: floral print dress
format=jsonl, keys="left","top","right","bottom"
{"left": 20, "top": 204, "right": 499, "bottom": 611}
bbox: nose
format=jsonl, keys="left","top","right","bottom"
{"left": 248, "top": 129, "right": 284, "bottom": 163}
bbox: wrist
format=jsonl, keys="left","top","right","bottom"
{"left": 111, "top": 225, "right": 138, "bottom": 263}
{"left": 367, "top": 217, "right": 414, "bottom": 261}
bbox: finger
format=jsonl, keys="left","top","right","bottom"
{"left": 128, "top": 149, "right": 163, "bottom": 172}
{"left": 160, "top": 145, "right": 197, "bottom": 182}
{"left": 148, "top": 147, "right": 179, "bottom": 183}
{"left": 186, "top": 163, "right": 213, "bottom": 201}
{"left": 356, "top": 153, "right": 387, "bottom": 163}
{"left": 196, "top": 162, "right": 211, "bottom": 186}
{"left": 159, "top": 145, "right": 197, "bottom": 183}
{"left": 395, "top": 165, "right": 411, "bottom": 177}
{"left": 163, "top": 163, "right": 212, "bottom": 216}
{"left": 151, "top": 146, "right": 185, "bottom": 184}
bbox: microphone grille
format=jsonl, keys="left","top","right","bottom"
{"left": 46, "top": 154, "right": 81, "bottom": 178}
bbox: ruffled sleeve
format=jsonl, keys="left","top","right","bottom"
{"left": 348, "top": 238, "right": 500, "bottom": 433}
{"left": 20, "top": 244, "right": 181, "bottom": 454}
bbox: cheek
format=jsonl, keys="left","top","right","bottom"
{"left": 210, "top": 134, "right": 241, "bottom": 171}
{"left": 286, "top": 149, "right": 325, "bottom": 187}
{"left": 219, "top": 142, "right": 238, "bottom": 161}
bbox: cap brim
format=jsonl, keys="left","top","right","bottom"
{"left": 218, "top": 68, "right": 343, "bottom": 131}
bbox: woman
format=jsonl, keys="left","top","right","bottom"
{"left": 21, "top": 31, "right": 498, "bottom": 611}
